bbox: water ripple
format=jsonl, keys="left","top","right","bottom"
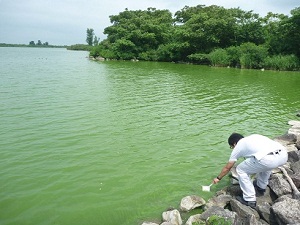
{"left": 1, "top": 48, "right": 300, "bottom": 225}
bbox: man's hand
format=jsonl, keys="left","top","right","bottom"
{"left": 213, "top": 177, "right": 220, "bottom": 184}
{"left": 213, "top": 161, "right": 235, "bottom": 184}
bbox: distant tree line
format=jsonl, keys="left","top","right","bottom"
{"left": 66, "top": 44, "right": 92, "bottom": 51}
{"left": 0, "top": 42, "right": 65, "bottom": 48}
{"left": 29, "top": 40, "right": 49, "bottom": 46}
{"left": 89, "top": 5, "right": 300, "bottom": 71}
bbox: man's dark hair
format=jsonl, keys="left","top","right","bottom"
{"left": 228, "top": 133, "right": 244, "bottom": 146}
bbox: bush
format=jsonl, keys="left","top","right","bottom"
{"left": 187, "top": 53, "right": 210, "bottom": 64}
{"left": 225, "top": 46, "right": 241, "bottom": 67}
{"left": 157, "top": 42, "right": 190, "bottom": 62}
{"left": 208, "top": 48, "right": 230, "bottom": 66}
{"left": 156, "top": 44, "right": 174, "bottom": 61}
{"left": 67, "top": 44, "right": 92, "bottom": 51}
{"left": 239, "top": 42, "right": 268, "bottom": 69}
{"left": 113, "top": 39, "right": 137, "bottom": 59}
{"left": 89, "top": 45, "right": 102, "bottom": 58}
{"left": 264, "top": 54, "right": 299, "bottom": 71}
{"left": 100, "top": 49, "right": 118, "bottom": 59}
{"left": 138, "top": 50, "right": 159, "bottom": 61}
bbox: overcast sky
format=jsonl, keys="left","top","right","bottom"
{"left": 0, "top": 0, "right": 299, "bottom": 46}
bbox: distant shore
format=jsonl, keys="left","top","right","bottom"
{"left": 0, "top": 43, "right": 68, "bottom": 48}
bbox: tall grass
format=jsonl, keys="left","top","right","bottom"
{"left": 238, "top": 43, "right": 268, "bottom": 69}
{"left": 207, "top": 49, "right": 230, "bottom": 66}
{"left": 187, "top": 53, "right": 210, "bottom": 64}
{"left": 263, "top": 55, "right": 299, "bottom": 71}
{"left": 207, "top": 43, "right": 268, "bottom": 69}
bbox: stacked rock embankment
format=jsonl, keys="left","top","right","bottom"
{"left": 142, "top": 119, "right": 300, "bottom": 225}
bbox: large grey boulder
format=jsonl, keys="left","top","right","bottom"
{"left": 274, "top": 133, "right": 297, "bottom": 145}
{"left": 275, "top": 134, "right": 298, "bottom": 152}
{"left": 199, "top": 205, "right": 236, "bottom": 223}
{"left": 269, "top": 174, "right": 292, "bottom": 197}
{"left": 288, "top": 120, "right": 300, "bottom": 137}
{"left": 271, "top": 196, "right": 300, "bottom": 225}
{"left": 233, "top": 214, "right": 267, "bottom": 225}
{"left": 291, "top": 160, "right": 300, "bottom": 174}
{"left": 256, "top": 201, "right": 279, "bottom": 225}
{"left": 230, "top": 199, "right": 260, "bottom": 219}
{"left": 256, "top": 201, "right": 271, "bottom": 224}
{"left": 291, "top": 173, "right": 300, "bottom": 188}
{"left": 296, "top": 140, "right": 300, "bottom": 150}
{"left": 279, "top": 166, "right": 300, "bottom": 200}
{"left": 185, "top": 214, "right": 202, "bottom": 225}
{"left": 162, "top": 209, "right": 182, "bottom": 225}
{"left": 287, "top": 150, "right": 300, "bottom": 163}
{"left": 180, "top": 195, "right": 205, "bottom": 212}
{"left": 205, "top": 194, "right": 232, "bottom": 209}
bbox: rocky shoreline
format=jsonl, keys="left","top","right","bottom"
{"left": 142, "top": 118, "right": 300, "bottom": 225}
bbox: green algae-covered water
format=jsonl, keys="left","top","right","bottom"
{"left": 1, "top": 47, "right": 300, "bottom": 225}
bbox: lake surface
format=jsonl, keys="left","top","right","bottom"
{"left": 0, "top": 47, "right": 299, "bottom": 225}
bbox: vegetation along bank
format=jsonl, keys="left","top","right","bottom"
{"left": 86, "top": 5, "right": 300, "bottom": 71}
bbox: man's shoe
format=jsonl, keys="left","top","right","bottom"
{"left": 236, "top": 196, "right": 256, "bottom": 209}
{"left": 253, "top": 180, "right": 266, "bottom": 196}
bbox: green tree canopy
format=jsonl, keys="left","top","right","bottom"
{"left": 281, "top": 7, "right": 300, "bottom": 57}
{"left": 174, "top": 5, "right": 237, "bottom": 56}
{"left": 93, "top": 35, "right": 100, "bottom": 46}
{"left": 86, "top": 28, "right": 94, "bottom": 46}
{"left": 90, "top": 5, "right": 300, "bottom": 70}
{"left": 102, "top": 7, "right": 174, "bottom": 60}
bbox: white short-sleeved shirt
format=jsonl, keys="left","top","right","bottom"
{"left": 229, "top": 134, "right": 285, "bottom": 162}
